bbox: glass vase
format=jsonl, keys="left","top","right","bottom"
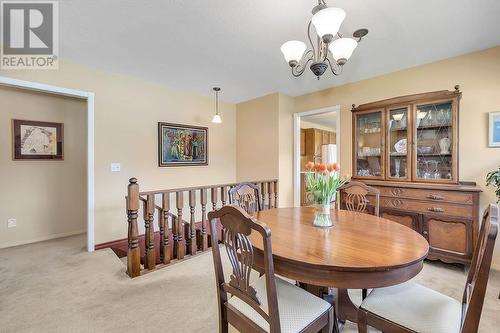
{"left": 313, "top": 204, "right": 334, "bottom": 228}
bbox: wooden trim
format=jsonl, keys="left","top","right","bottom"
{"left": 352, "top": 89, "right": 461, "bottom": 112}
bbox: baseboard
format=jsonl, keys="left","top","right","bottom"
{"left": 0, "top": 229, "right": 86, "bottom": 249}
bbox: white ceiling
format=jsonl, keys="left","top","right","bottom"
{"left": 60, "top": 0, "right": 500, "bottom": 103}
{"left": 302, "top": 112, "right": 337, "bottom": 130}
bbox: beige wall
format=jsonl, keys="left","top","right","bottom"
{"left": 0, "top": 86, "right": 86, "bottom": 247}
{"left": 236, "top": 93, "right": 280, "bottom": 182}
{"left": 0, "top": 61, "right": 237, "bottom": 245}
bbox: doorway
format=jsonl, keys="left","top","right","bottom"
{"left": 293, "top": 106, "right": 341, "bottom": 207}
{"left": 0, "top": 76, "right": 95, "bottom": 251}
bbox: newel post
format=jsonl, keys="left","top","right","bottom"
{"left": 127, "top": 178, "right": 141, "bottom": 278}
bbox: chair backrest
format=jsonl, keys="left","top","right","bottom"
{"left": 461, "top": 204, "right": 498, "bottom": 333}
{"left": 339, "top": 181, "right": 380, "bottom": 216}
{"left": 208, "top": 205, "right": 280, "bottom": 332}
{"left": 229, "top": 182, "right": 262, "bottom": 215}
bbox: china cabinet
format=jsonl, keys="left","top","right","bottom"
{"left": 351, "top": 87, "right": 482, "bottom": 265}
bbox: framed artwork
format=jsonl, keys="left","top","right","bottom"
{"left": 158, "top": 122, "right": 208, "bottom": 167}
{"left": 489, "top": 112, "right": 500, "bottom": 148}
{"left": 12, "top": 119, "right": 64, "bottom": 160}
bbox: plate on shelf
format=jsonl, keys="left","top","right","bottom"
{"left": 394, "top": 139, "right": 407, "bottom": 153}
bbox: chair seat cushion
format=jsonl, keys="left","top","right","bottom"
{"left": 360, "top": 281, "right": 462, "bottom": 333}
{"left": 228, "top": 276, "right": 331, "bottom": 333}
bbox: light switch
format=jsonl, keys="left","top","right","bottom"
{"left": 7, "top": 218, "right": 16, "bottom": 228}
{"left": 111, "top": 163, "right": 121, "bottom": 172}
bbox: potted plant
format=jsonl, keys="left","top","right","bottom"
{"left": 304, "top": 161, "right": 347, "bottom": 227}
{"left": 486, "top": 166, "right": 500, "bottom": 203}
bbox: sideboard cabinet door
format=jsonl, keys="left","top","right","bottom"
{"left": 380, "top": 208, "right": 422, "bottom": 233}
{"left": 423, "top": 214, "right": 473, "bottom": 263}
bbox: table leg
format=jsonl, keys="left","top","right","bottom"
{"left": 299, "top": 284, "right": 358, "bottom": 332}
{"left": 335, "top": 288, "right": 358, "bottom": 323}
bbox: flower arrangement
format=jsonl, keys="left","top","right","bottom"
{"left": 304, "top": 161, "right": 347, "bottom": 205}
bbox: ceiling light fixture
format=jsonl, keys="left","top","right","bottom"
{"left": 281, "top": 0, "right": 368, "bottom": 79}
{"left": 211, "top": 87, "right": 222, "bottom": 124}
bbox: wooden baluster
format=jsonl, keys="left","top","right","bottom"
{"left": 176, "top": 191, "right": 185, "bottom": 259}
{"left": 268, "top": 182, "right": 274, "bottom": 209}
{"left": 144, "top": 194, "right": 156, "bottom": 270}
{"left": 188, "top": 190, "right": 197, "bottom": 255}
{"left": 261, "top": 182, "right": 268, "bottom": 210}
{"left": 211, "top": 187, "right": 218, "bottom": 211}
{"left": 200, "top": 188, "right": 208, "bottom": 251}
{"left": 274, "top": 181, "right": 279, "bottom": 208}
{"left": 161, "top": 193, "right": 171, "bottom": 264}
{"left": 126, "top": 178, "right": 141, "bottom": 278}
{"left": 221, "top": 186, "right": 228, "bottom": 207}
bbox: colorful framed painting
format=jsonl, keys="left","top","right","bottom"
{"left": 489, "top": 112, "right": 500, "bottom": 148}
{"left": 12, "top": 119, "right": 64, "bottom": 160}
{"left": 158, "top": 122, "right": 208, "bottom": 167}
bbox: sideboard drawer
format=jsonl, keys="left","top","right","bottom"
{"left": 376, "top": 186, "right": 474, "bottom": 205}
{"left": 379, "top": 197, "right": 472, "bottom": 217}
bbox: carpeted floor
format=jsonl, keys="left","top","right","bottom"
{"left": 0, "top": 234, "right": 499, "bottom": 332}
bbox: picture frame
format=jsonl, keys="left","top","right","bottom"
{"left": 158, "top": 122, "right": 208, "bottom": 167}
{"left": 12, "top": 119, "right": 64, "bottom": 160}
{"left": 489, "top": 112, "right": 500, "bottom": 148}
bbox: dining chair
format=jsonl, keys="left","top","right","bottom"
{"left": 339, "top": 181, "right": 380, "bottom": 301}
{"left": 229, "top": 182, "right": 262, "bottom": 215}
{"left": 208, "top": 205, "right": 333, "bottom": 333}
{"left": 357, "top": 204, "right": 499, "bottom": 333}
{"left": 339, "top": 181, "right": 380, "bottom": 217}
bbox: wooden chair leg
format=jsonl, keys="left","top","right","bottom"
{"left": 322, "top": 307, "right": 334, "bottom": 333}
{"left": 220, "top": 320, "right": 228, "bottom": 333}
{"left": 357, "top": 308, "right": 368, "bottom": 333}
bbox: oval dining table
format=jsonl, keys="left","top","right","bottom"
{"left": 249, "top": 207, "right": 429, "bottom": 329}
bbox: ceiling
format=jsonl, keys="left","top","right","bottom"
{"left": 302, "top": 112, "right": 337, "bottom": 130}
{"left": 60, "top": 0, "right": 500, "bottom": 103}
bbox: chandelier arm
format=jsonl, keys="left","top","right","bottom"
{"left": 292, "top": 56, "right": 313, "bottom": 77}
{"left": 326, "top": 56, "right": 343, "bottom": 76}
{"left": 307, "top": 21, "right": 316, "bottom": 60}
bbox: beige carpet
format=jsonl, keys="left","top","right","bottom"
{"left": 0, "top": 235, "right": 499, "bottom": 333}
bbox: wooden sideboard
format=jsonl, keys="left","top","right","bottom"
{"left": 350, "top": 88, "right": 482, "bottom": 265}
{"left": 362, "top": 180, "right": 481, "bottom": 264}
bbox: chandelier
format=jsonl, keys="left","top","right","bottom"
{"left": 281, "top": 0, "right": 368, "bottom": 79}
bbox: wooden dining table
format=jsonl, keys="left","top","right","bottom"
{"left": 249, "top": 207, "right": 429, "bottom": 327}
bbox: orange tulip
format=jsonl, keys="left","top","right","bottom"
{"left": 305, "top": 161, "right": 315, "bottom": 171}
{"left": 326, "top": 164, "right": 335, "bottom": 172}
{"left": 332, "top": 163, "right": 340, "bottom": 171}
{"left": 315, "top": 163, "right": 326, "bottom": 172}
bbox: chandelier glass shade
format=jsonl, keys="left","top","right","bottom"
{"left": 281, "top": 0, "right": 368, "bottom": 79}
{"left": 311, "top": 7, "right": 346, "bottom": 42}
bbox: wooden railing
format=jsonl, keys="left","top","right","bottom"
{"left": 126, "top": 178, "right": 279, "bottom": 278}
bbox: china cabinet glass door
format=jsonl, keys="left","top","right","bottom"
{"left": 355, "top": 110, "right": 384, "bottom": 179}
{"left": 413, "top": 100, "right": 455, "bottom": 182}
{"left": 387, "top": 106, "right": 411, "bottom": 180}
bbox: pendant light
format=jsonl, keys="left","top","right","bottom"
{"left": 211, "top": 87, "right": 222, "bottom": 124}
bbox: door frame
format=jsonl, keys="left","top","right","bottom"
{"left": 0, "top": 76, "right": 96, "bottom": 252}
{"left": 293, "top": 105, "right": 341, "bottom": 207}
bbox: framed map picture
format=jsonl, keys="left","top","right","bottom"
{"left": 489, "top": 112, "right": 500, "bottom": 148}
{"left": 158, "top": 122, "right": 208, "bottom": 167}
{"left": 12, "top": 119, "right": 64, "bottom": 160}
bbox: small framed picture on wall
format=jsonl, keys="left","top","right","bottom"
{"left": 12, "top": 119, "right": 64, "bottom": 160}
{"left": 489, "top": 112, "right": 500, "bottom": 148}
